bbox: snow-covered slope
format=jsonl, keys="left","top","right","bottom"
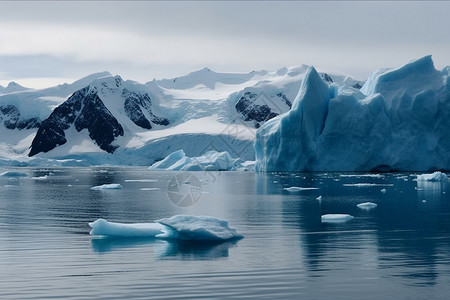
{"left": 0, "top": 82, "right": 30, "bottom": 94}
{"left": 256, "top": 55, "right": 450, "bottom": 172}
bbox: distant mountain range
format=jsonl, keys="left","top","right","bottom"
{"left": 0, "top": 66, "right": 363, "bottom": 166}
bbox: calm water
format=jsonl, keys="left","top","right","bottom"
{"left": 1, "top": 168, "right": 450, "bottom": 299}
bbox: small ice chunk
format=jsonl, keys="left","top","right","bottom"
{"left": 343, "top": 183, "right": 394, "bottom": 187}
{"left": 284, "top": 186, "right": 319, "bottom": 192}
{"left": 124, "top": 179, "right": 158, "bottom": 182}
{"left": 321, "top": 214, "right": 354, "bottom": 223}
{"left": 0, "top": 171, "right": 28, "bottom": 177}
{"left": 340, "top": 174, "right": 384, "bottom": 178}
{"left": 90, "top": 183, "right": 123, "bottom": 190}
{"left": 381, "top": 188, "right": 387, "bottom": 193}
{"left": 416, "top": 171, "right": 449, "bottom": 182}
{"left": 357, "top": 202, "right": 378, "bottom": 210}
{"left": 31, "top": 175, "right": 48, "bottom": 180}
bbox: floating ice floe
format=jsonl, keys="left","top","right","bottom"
{"left": 357, "top": 202, "right": 378, "bottom": 210}
{"left": 31, "top": 175, "right": 48, "bottom": 180}
{"left": 284, "top": 186, "right": 319, "bottom": 192}
{"left": 416, "top": 171, "right": 449, "bottom": 182}
{"left": 0, "top": 171, "right": 28, "bottom": 177}
{"left": 321, "top": 214, "right": 354, "bottom": 223}
{"left": 340, "top": 174, "right": 385, "bottom": 178}
{"left": 140, "top": 187, "right": 161, "bottom": 191}
{"left": 124, "top": 179, "right": 158, "bottom": 183}
{"left": 89, "top": 215, "right": 243, "bottom": 241}
{"left": 343, "top": 183, "right": 394, "bottom": 187}
{"left": 90, "top": 183, "right": 123, "bottom": 190}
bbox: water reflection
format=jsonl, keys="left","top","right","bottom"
{"left": 91, "top": 237, "right": 238, "bottom": 260}
{"left": 257, "top": 172, "right": 450, "bottom": 287}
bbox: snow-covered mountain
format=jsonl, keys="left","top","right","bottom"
{"left": 0, "top": 65, "right": 362, "bottom": 166}
{"left": 0, "top": 82, "right": 30, "bottom": 94}
{"left": 255, "top": 55, "right": 450, "bottom": 172}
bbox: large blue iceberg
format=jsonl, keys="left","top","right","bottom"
{"left": 255, "top": 56, "right": 450, "bottom": 171}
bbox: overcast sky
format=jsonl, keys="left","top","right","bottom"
{"left": 0, "top": 1, "right": 449, "bottom": 88}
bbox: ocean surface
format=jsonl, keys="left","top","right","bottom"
{"left": 1, "top": 168, "right": 450, "bottom": 299}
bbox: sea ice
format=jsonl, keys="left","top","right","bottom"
{"left": 90, "top": 183, "right": 123, "bottom": 190}
{"left": 124, "top": 179, "right": 158, "bottom": 182}
{"left": 343, "top": 183, "right": 394, "bottom": 187}
{"left": 321, "top": 214, "right": 354, "bottom": 223}
{"left": 140, "top": 187, "right": 161, "bottom": 191}
{"left": 89, "top": 215, "right": 243, "bottom": 241}
{"left": 357, "top": 202, "right": 378, "bottom": 210}
{"left": 31, "top": 175, "right": 48, "bottom": 180}
{"left": 284, "top": 186, "right": 319, "bottom": 192}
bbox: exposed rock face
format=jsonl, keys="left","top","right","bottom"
{"left": 123, "top": 89, "right": 169, "bottom": 129}
{"left": 0, "top": 105, "right": 41, "bottom": 130}
{"left": 29, "top": 87, "right": 124, "bottom": 156}
{"left": 235, "top": 91, "right": 292, "bottom": 128}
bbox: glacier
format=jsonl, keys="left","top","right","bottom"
{"left": 255, "top": 56, "right": 450, "bottom": 172}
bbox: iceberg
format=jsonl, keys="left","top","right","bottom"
{"left": 255, "top": 56, "right": 450, "bottom": 172}
{"left": 149, "top": 149, "right": 254, "bottom": 171}
{"left": 90, "top": 183, "right": 123, "bottom": 190}
{"left": 416, "top": 171, "right": 449, "bottom": 182}
{"left": 89, "top": 215, "right": 243, "bottom": 241}
{"left": 321, "top": 214, "right": 354, "bottom": 223}
{"left": 357, "top": 202, "right": 378, "bottom": 210}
